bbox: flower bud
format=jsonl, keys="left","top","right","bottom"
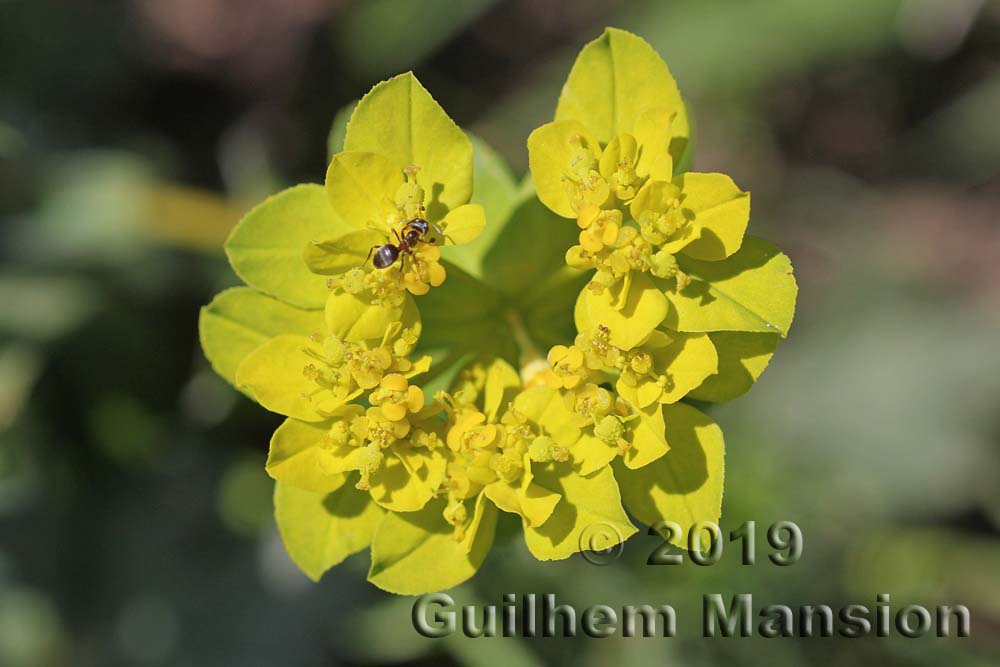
{"left": 528, "top": 435, "right": 569, "bottom": 463}
{"left": 593, "top": 415, "right": 625, "bottom": 445}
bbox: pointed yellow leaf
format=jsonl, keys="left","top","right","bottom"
{"left": 556, "top": 28, "right": 689, "bottom": 163}
{"left": 345, "top": 73, "right": 473, "bottom": 219}
{"left": 664, "top": 237, "right": 797, "bottom": 336}
{"left": 575, "top": 272, "right": 668, "bottom": 350}
{"left": 676, "top": 173, "right": 750, "bottom": 261}
{"left": 304, "top": 229, "right": 386, "bottom": 275}
{"left": 688, "top": 332, "right": 780, "bottom": 402}
{"left": 484, "top": 478, "right": 560, "bottom": 528}
{"left": 324, "top": 289, "right": 421, "bottom": 346}
{"left": 325, "top": 151, "right": 403, "bottom": 233}
{"left": 482, "top": 357, "right": 521, "bottom": 422}
{"left": 527, "top": 120, "right": 601, "bottom": 218}
{"left": 367, "top": 496, "right": 496, "bottom": 594}
{"left": 616, "top": 402, "right": 724, "bottom": 547}
{"left": 267, "top": 414, "right": 364, "bottom": 493}
{"left": 523, "top": 463, "right": 636, "bottom": 560}
{"left": 438, "top": 203, "right": 486, "bottom": 245}
{"left": 235, "top": 334, "right": 339, "bottom": 422}
{"left": 225, "top": 184, "right": 345, "bottom": 308}
{"left": 274, "top": 481, "right": 383, "bottom": 581}
{"left": 199, "top": 287, "right": 323, "bottom": 391}
{"left": 633, "top": 108, "right": 675, "bottom": 180}
{"left": 369, "top": 448, "right": 447, "bottom": 513}
{"left": 572, "top": 433, "right": 618, "bottom": 475}
{"left": 512, "top": 386, "right": 582, "bottom": 448}
{"left": 623, "top": 402, "right": 670, "bottom": 469}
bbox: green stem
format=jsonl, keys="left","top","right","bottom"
{"left": 505, "top": 309, "right": 547, "bottom": 381}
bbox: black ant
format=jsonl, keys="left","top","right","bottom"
{"left": 366, "top": 218, "right": 443, "bottom": 271}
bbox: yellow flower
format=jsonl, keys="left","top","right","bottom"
{"left": 574, "top": 326, "right": 623, "bottom": 369}
{"left": 629, "top": 180, "right": 698, "bottom": 254}
{"left": 613, "top": 329, "right": 718, "bottom": 409}
{"left": 527, "top": 435, "right": 569, "bottom": 463}
{"left": 369, "top": 373, "right": 424, "bottom": 422}
{"left": 358, "top": 406, "right": 411, "bottom": 446}
{"left": 401, "top": 244, "right": 447, "bottom": 296}
{"left": 446, "top": 408, "right": 503, "bottom": 452}
{"left": 345, "top": 345, "right": 393, "bottom": 389}
{"left": 598, "top": 133, "right": 641, "bottom": 200}
{"left": 562, "top": 134, "right": 611, "bottom": 213}
{"left": 542, "top": 344, "right": 587, "bottom": 389}
{"left": 593, "top": 414, "right": 631, "bottom": 456}
{"left": 577, "top": 206, "right": 622, "bottom": 253}
{"left": 566, "top": 382, "right": 615, "bottom": 422}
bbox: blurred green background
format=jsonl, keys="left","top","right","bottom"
{"left": 1, "top": 0, "right": 998, "bottom": 665}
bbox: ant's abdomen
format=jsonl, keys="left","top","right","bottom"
{"left": 373, "top": 244, "right": 400, "bottom": 269}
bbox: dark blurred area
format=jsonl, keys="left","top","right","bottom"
{"left": 1, "top": 1, "right": 998, "bottom": 665}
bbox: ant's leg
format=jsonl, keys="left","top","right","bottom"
{"left": 364, "top": 245, "right": 380, "bottom": 265}
{"left": 409, "top": 251, "right": 423, "bottom": 279}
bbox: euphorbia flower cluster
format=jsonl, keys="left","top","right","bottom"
{"left": 199, "top": 28, "right": 797, "bottom": 594}
{"left": 530, "top": 116, "right": 749, "bottom": 295}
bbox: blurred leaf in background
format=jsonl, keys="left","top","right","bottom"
{"left": 333, "top": 0, "right": 500, "bottom": 79}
